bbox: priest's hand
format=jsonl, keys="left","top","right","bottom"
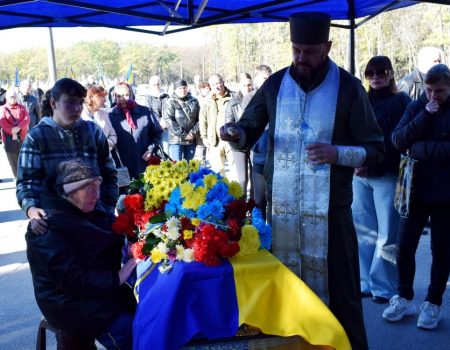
{"left": 306, "top": 143, "right": 338, "bottom": 165}
{"left": 220, "top": 122, "right": 241, "bottom": 142}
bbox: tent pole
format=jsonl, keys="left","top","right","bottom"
{"left": 347, "top": 0, "right": 356, "bottom": 75}
{"left": 47, "top": 27, "right": 57, "bottom": 85}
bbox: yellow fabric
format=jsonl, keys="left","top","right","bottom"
{"left": 229, "top": 250, "right": 351, "bottom": 350}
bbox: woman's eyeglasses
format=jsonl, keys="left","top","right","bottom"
{"left": 364, "top": 69, "right": 390, "bottom": 79}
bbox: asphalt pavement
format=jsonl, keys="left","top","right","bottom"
{"left": 0, "top": 149, "right": 448, "bottom": 350}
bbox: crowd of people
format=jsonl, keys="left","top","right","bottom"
{"left": 0, "top": 11, "right": 448, "bottom": 350}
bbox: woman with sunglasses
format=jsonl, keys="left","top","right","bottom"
{"left": 352, "top": 56, "right": 411, "bottom": 304}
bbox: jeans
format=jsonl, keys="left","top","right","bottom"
{"left": 169, "top": 143, "right": 196, "bottom": 161}
{"left": 397, "top": 201, "right": 450, "bottom": 305}
{"left": 352, "top": 174, "right": 399, "bottom": 298}
{"left": 96, "top": 313, "right": 134, "bottom": 350}
{"left": 161, "top": 129, "right": 169, "bottom": 155}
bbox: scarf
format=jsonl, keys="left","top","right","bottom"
{"left": 116, "top": 99, "right": 137, "bottom": 130}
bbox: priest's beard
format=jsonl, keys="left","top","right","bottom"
{"left": 294, "top": 63, "right": 318, "bottom": 82}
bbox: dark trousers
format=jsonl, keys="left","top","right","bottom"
{"left": 252, "top": 162, "right": 267, "bottom": 220}
{"left": 3, "top": 138, "right": 22, "bottom": 178}
{"left": 328, "top": 206, "right": 369, "bottom": 350}
{"left": 397, "top": 201, "right": 450, "bottom": 305}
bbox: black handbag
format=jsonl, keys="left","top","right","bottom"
{"left": 148, "top": 142, "right": 171, "bottom": 161}
{"left": 394, "top": 151, "right": 417, "bottom": 218}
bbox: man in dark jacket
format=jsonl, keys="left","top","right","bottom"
{"left": 26, "top": 158, "right": 137, "bottom": 349}
{"left": 384, "top": 64, "right": 450, "bottom": 330}
{"left": 221, "top": 12, "right": 384, "bottom": 350}
{"left": 18, "top": 80, "right": 41, "bottom": 128}
{"left": 163, "top": 79, "right": 199, "bottom": 161}
{"left": 397, "top": 46, "right": 443, "bottom": 100}
{"left": 147, "top": 75, "right": 169, "bottom": 153}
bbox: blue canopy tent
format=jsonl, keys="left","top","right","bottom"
{"left": 0, "top": 0, "right": 448, "bottom": 74}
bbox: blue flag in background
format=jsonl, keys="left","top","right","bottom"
{"left": 14, "top": 67, "right": 19, "bottom": 87}
{"left": 126, "top": 64, "right": 134, "bottom": 85}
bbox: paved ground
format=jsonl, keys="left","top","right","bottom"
{"left": 0, "top": 149, "right": 448, "bottom": 350}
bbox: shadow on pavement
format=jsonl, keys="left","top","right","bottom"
{"left": 0, "top": 209, "right": 27, "bottom": 223}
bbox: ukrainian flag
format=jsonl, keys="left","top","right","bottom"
{"left": 133, "top": 250, "right": 350, "bottom": 350}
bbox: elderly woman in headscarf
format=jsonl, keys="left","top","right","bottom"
{"left": 26, "top": 158, "right": 138, "bottom": 349}
{"left": 109, "top": 82, "right": 162, "bottom": 179}
{"left": 0, "top": 88, "right": 30, "bottom": 178}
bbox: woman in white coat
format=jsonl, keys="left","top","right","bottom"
{"left": 81, "top": 85, "right": 117, "bottom": 151}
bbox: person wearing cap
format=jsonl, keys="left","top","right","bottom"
{"left": 109, "top": 82, "right": 163, "bottom": 180}
{"left": 220, "top": 12, "right": 384, "bottom": 349}
{"left": 200, "top": 74, "right": 237, "bottom": 178}
{"left": 26, "top": 158, "right": 137, "bottom": 349}
{"left": 18, "top": 79, "right": 41, "bottom": 129}
{"left": 0, "top": 88, "right": 30, "bottom": 178}
{"left": 162, "top": 79, "right": 200, "bottom": 161}
{"left": 16, "top": 78, "right": 118, "bottom": 235}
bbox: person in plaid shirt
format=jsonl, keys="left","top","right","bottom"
{"left": 16, "top": 78, "right": 118, "bottom": 234}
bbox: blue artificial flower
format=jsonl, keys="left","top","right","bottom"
{"left": 197, "top": 199, "right": 225, "bottom": 223}
{"left": 206, "top": 182, "right": 233, "bottom": 205}
{"left": 165, "top": 188, "right": 182, "bottom": 216}
{"left": 252, "top": 207, "right": 272, "bottom": 250}
{"left": 180, "top": 208, "right": 196, "bottom": 218}
{"left": 189, "top": 168, "right": 215, "bottom": 184}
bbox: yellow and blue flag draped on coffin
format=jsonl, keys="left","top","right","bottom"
{"left": 133, "top": 250, "right": 351, "bottom": 350}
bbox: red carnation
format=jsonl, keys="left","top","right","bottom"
{"left": 131, "top": 241, "right": 146, "bottom": 260}
{"left": 226, "top": 199, "right": 247, "bottom": 222}
{"left": 147, "top": 156, "right": 161, "bottom": 165}
{"left": 124, "top": 194, "right": 144, "bottom": 214}
{"left": 226, "top": 218, "right": 242, "bottom": 241}
{"left": 219, "top": 241, "right": 240, "bottom": 257}
{"left": 112, "top": 213, "right": 134, "bottom": 236}
{"left": 134, "top": 210, "right": 156, "bottom": 231}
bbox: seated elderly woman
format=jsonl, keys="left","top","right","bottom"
{"left": 26, "top": 158, "right": 137, "bottom": 350}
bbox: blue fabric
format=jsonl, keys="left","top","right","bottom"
{"left": 133, "top": 260, "right": 239, "bottom": 350}
{"left": 352, "top": 174, "right": 399, "bottom": 299}
{"left": 0, "top": 1, "right": 415, "bottom": 30}
{"left": 97, "top": 313, "right": 134, "bottom": 350}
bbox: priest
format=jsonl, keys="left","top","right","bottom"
{"left": 220, "top": 12, "right": 384, "bottom": 350}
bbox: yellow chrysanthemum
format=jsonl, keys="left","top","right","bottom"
{"left": 183, "top": 229, "right": 194, "bottom": 240}
{"left": 180, "top": 182, "right": 195, "bottom": 198}
{"left": 161, "top": 160, "right": 173, "bottom": 169}
{"left": 150, "top": 248, "right": 167, "bottom": 263}
{"left": 183, "top": 191, "right": 205, "bottom": 210}
{"left": 203, "top": 174, "right": 218, "bottom": 189}
{"left": 196, "top": 186, "right": 208, "bottom": 197}
{"left": 237, "top": 225, "right": 260, "bottom": 257}
{"left": 228, "top": 181, "right": 244, "bottom": 199}
{"left": 191, "top": 218, "right": 201, "bottom": 226}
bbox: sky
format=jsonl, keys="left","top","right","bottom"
{"left": 0, "top": 26, "right": 208, "bottom": 53}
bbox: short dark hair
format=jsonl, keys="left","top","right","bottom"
{"left": 424, "top": 64, "right": 450, "bottom": 86}
{"left": 255, "top": 65, "right": 272, "bottom": 75}
{"left": 51, "top": 78, "right": 87, "bottom": 101}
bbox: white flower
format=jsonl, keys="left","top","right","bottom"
{"left": 166, "top": 227, "right": 181, "bottom": 240}
{"left": 182, "top": 248, "right": 194, "bottom": 262}
{"left": 157, "top": 241, "right": 168, "bottom": 253}
{"left": 166, "top": 216, "right": 180, "bottom": 230}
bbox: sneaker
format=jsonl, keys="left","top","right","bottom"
{"left": 417, "top": 302, "right": 441, "bottom": 329}
{"left": 382, "top": 295, "right": 417, "bottom": 322}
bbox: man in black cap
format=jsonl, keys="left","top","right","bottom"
{"left": 162, "top": 79, "right": 200, "bottom": 161}
{"left": 220, "top": 12, "right": 384, "bottom": 350}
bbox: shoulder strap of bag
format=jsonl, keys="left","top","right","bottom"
{"left": 113, "top": 147, "right": 125, "bottom": 167}
{"left": 4, "top": 106, "right": 18, "bottom": 122}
